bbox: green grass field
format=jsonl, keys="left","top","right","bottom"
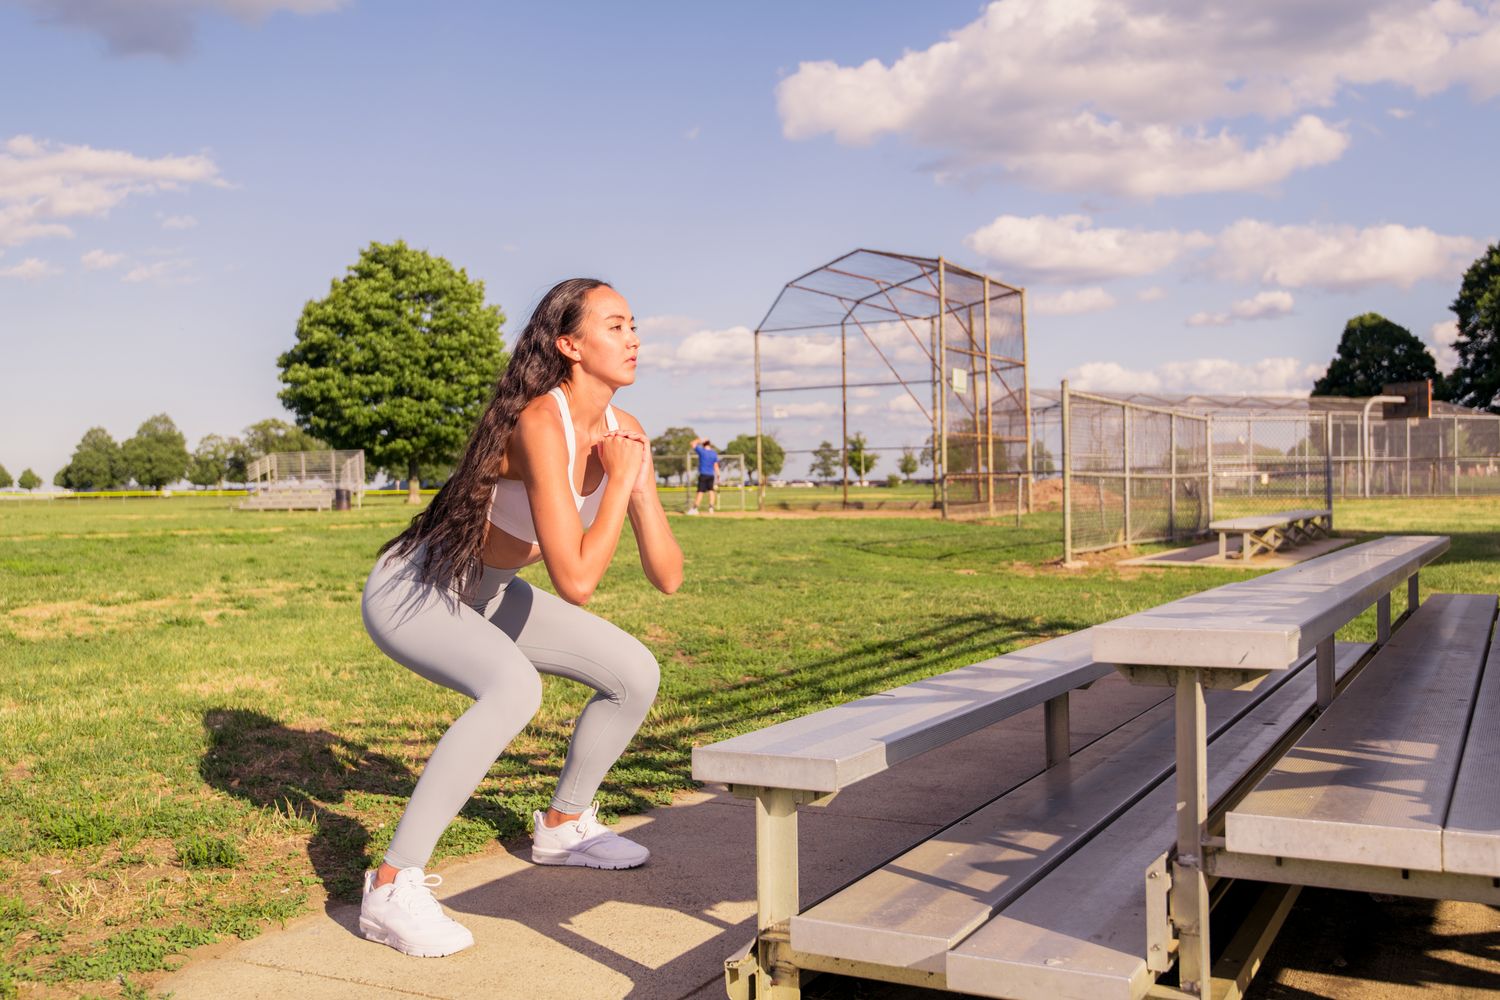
{"left": 3, "top": 495, "right": 1499, "bottom": 998}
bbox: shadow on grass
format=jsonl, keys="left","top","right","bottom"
{"left": 198, "top": 709, "right": 538, "bottom": 900}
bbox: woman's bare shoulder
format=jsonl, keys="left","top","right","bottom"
{"left": 611, "top": 406, "right": 646, "bottom": 434}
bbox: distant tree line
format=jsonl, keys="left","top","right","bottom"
{"left": 50, "top": 417, "right": 326, "bottom": 492}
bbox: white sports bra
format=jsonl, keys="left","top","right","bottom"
{"left": 487, "top": 387, "right": 618, "bottom": 544}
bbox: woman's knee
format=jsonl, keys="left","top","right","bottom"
{"left": 476, "top": 667, "right": 544, "bottom": 724}
{"left": 622, "top": 639, "right": 660, "bottom": 705}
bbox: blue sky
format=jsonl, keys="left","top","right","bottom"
{"left": 2, "top": 0, "right": 1496, "bottom": 482}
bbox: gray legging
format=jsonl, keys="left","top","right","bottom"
{"left": 361, "top": 550, "right": 660, "bottom": 871}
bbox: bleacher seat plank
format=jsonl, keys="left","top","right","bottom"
{"left": 691, "top": 630, "right": 1111, "bottom": 793}
{"left": 791, "top": 644, "right": 1368, "bottom": 975}
{"left": 944, "top": 642, "right": 1367, "bottom": 1000}
{"left": 1092, "top": 535, "right": 1447, "bottom": 671}
{"left": 1208, "top": 508, "right": 1327, "bottom": 532}
{"left": 1442, "top": 611, "right": 1500, "bottom": 876}
{"left": 1225, "top": 594, "right": 1495, "bottom": 872}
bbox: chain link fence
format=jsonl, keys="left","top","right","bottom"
{"left": 1059, "top": 384, "right": 1210, "bottom": 559}
{"left": 1329, "top": 412, "right": 1500, "bottom": 497}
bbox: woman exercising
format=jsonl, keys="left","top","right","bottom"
{"left": 358, "top": 278, "right": 683, "bottom": 956}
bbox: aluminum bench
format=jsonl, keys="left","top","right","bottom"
{"left": 698, "top": 534, "right": 1452, "bottom": 1000}
{"left": 1209, "top": 507, "right": 1331, "bottom": 560}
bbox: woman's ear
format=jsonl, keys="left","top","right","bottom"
{"left": 555, "top": 335, "right": 583, "bottom": 363}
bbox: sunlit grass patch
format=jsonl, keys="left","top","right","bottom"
{"left": 0, "top": 494, "right": 1496, "bottom": 996}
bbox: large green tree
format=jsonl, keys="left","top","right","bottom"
{"left": 0, "top": 464, "right": 11, "bottom": 489}
{"left": 1311, "top": 313, "right": 1441, "bottom": 398}
{"left": 1444, "top": 243, "right": 1500, "bottom": 412}
{"left": 122, "top": 414, "right": 190, "bottom": 489}
{"left": 56, "top": 427, "right": 126, "bottom": 491}
{"left": 277, "top": 240, "right": 506, "bottom": 502}
{"left": 17, "top": 468, "right": 40, "bottom": 491}
{"left": 725, "top": 433, "right": 785, "bottom": 478}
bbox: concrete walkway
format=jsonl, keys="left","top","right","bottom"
{"left": 158, "top": 671, "right": 1500, "bottom": 999}
{"left": 160, "top": 674, "right": 1166, "bottom": 1000}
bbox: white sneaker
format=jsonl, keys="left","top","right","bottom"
{"left": 359, "top": 868, "right": 475, "bottom": 957}
{"left": 707, "top": 506, "right": 715, "bottom": 514}
{"left": 531, "top": 802, "right": 650, "bottom": 869}
{"left": 685, "top": 507, "right": 698, "bottom": 515}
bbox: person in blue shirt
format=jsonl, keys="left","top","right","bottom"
{"left": 688, "top": 437, "right": 719, "bottom": 514}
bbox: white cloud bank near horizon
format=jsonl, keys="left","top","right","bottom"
{"left": 777, "top": 0, "right": 1500, "bottom": 197}
{"left": 1068, "top": 356, "right": 1328, "bottom": 396}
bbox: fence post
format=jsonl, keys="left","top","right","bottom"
{"left": 1062, "top": 380, "right": 1073, "bottom": 564}
{"left": 1122, "top": 405, "right": 1132, "bottom": 545}
{"left": 1454, "top": 416, "right": 1461, "bottom": 496}
{"left": 1206, "top": 415, "right": 1215, "bottom": 526}
{"left": 1169, "top": 413, "right": 1177, "bottom": 541}
{"left": 1324, "top": 413, "right": 1333, "bottom": 522}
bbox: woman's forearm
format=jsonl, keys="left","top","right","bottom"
{"left": 629, "top": 492, "right": 683, "bottom": 593}
{"left": 547, "top": 479, "right": 634, "bottom": 604}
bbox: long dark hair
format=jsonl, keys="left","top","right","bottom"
{"left": 381, "top": 277, "right": 610, "bottom": 592}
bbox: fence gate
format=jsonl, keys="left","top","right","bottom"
{"left": 1061, "top": 382, "right": 1210, "bottom": 561}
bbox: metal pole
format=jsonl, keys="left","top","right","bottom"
{"left": 1324, "top": 413, "right": 1334, "bottom": 520}
{"left": 1206, "top": 415, "right": 1215, "bottom": 525}
{"left": 930, "top": 318, "right": 939, "bottom": 509}
{"left": 1405, "top": 418, "right": 1411, "bottom": 497}
{"left": 1169, "top": 414, "right": 1177, "bottom": 540}
{"left": 1062, "top": 380, "right": 1073, "bottom": 563}
{"left": 1021, "top": 287, "right": 1034, "bottom": 514}
{"left": 938, "top": 259, "right": 949, "bottom": 519}
{"left": 754, "top": 326, "right": 765, "bottom": 509}
{"left": 840, "top": 321, "right": 849, "bottom": 508}
{"left": 983, "top": 280, "right": 995, "bottom": 518}
{"left": 1123, "top": 405, "right": 1132, "bottom": 544}
{"left": 1454, "top": 416, "right": 1461, "bottom": 496}
{"left": 1172, "top": 669, "right": 1212, "bottom": 996}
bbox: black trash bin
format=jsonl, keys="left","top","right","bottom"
{"left": 333, "top": 488, "right": 351, "bottom": 511}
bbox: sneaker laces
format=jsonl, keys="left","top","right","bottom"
{"left": 570, "top": 802, "right": 612, "bottom": 839}
{"left": 390, "top": 871, "right": 447, "bottom": 918}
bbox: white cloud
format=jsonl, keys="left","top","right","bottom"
{"left": 122, "top": 258, "right": 192, "bottom": 283}
{"left": 1069, "top": 356, "right": 1325, "bottom": 395}
{"left": 0, "top": 134, "right": 223, "bottom": 248}
{"left": 684, "top": 126, "right": 701, "bottom": 141}
{"left": 776, "top": 0, "right": 1500, "bottom": 197}
{"left": 1187, "top": 290, "right": 1295, "bottom": 327}
{"left": 1430, "top": 318, "right": 1460, "bottom": 372}
{"left": 1137, "top": 286, "right": 1168, "bottom": 302}
{"left": 16, "top": 0, "right": 349, "bottom": 58}
{"left": 964, "top": 214, "right": 1210, "bottom": 282}
{"left": 0, "top": 256, "right": 61, "bottom": 279}
{"left": 649, "top": 322, "right": 842, "bottom": 375}
{"left": 80, "top": 248, "right": 122, "bottom": 269}
{"left": 1213, "top": 219, "right": 1483, "bottom": 290}
{"left": 160, "top": 213, "right": 197, "bottom": 230}
{"left": 1030, "top": 286, "right": 1116, "bottom": 316}
{"left": 1388, "top": 107, "right": 1416, "bottom": 119}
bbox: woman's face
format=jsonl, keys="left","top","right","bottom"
{"left": 564, "top": 286, "right": 639, "bottom": 388}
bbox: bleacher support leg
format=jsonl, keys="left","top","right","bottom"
{"left": 1171, "top": 669, "right": 1212, "bottom": 997}
{"left": 1316, "top": 638, "right": 1336, "bottom": 710}
{"left": 1377, "top": 594, "right": 1391, "bottom": 644}
{"left": 1044, "top": 693, "right": 1070, "bottom": 767}
{"left": 754, "top": 789, "right": 802, "bottom": 999}
{"left": 1409, "top": 572, "right": 1420, "bottom": 613}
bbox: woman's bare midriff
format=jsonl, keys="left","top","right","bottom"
{"left": 481, "top": 524, "right": 542, "bottom": 570}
